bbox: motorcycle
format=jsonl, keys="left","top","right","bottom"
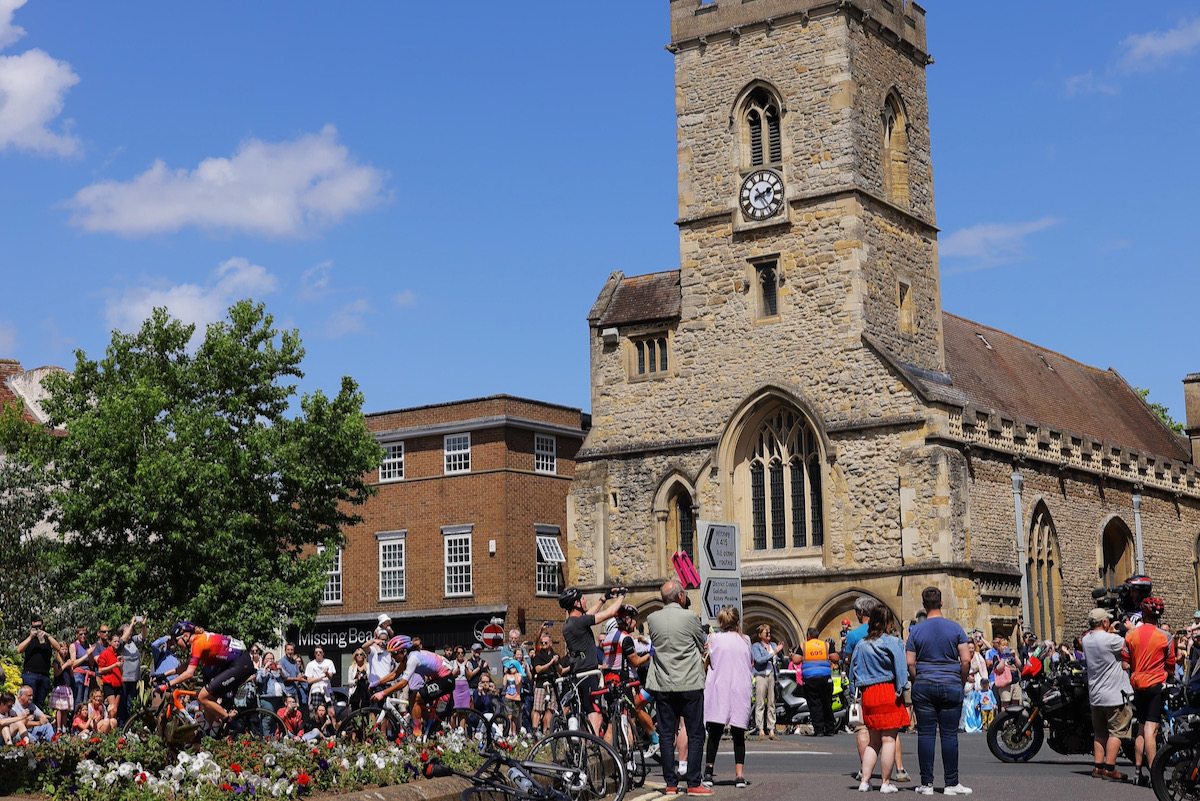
{"left": 769, "top": 669, "right": 849, "bottom": 732}
{"left": 1150, "top": 684, "right": 1198, "bottom": 800}
{"left": 987, "top": 647, "right": 1134, "bottom": 762}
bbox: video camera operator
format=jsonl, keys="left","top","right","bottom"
{"left": 1092, "top": 574, "right": 1154, "bottom": 633}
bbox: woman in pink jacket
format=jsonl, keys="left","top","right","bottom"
{"left": 701, "top": 606, "right": 753, "bottom": 788}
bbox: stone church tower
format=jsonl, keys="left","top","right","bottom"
{"left": 569, "top": 0, "right": 1200, "bottom": 642}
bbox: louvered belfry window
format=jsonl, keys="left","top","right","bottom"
{"left": 746, "top": 88, "right": 782, "bottom": 166}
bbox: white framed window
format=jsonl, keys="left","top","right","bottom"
{"left": 535, "top": 434, "right": 557, "bottom": 474}
{"left": 444, "top": 433, "right": 471, "bottom": 475}
{"left": 377, "top": 531, "right": 406, "bottom": 601}
{"left": 318, "top": 545, "right": 342, "bottom": 605}
{"left": 443, "top": 526, "right": 473, "bottom": 596}
{"left": 535, "top": 526, "right": 566, "bottom": 596}
{"left": 379, "top": 442, "right": 405, "bottom": 482}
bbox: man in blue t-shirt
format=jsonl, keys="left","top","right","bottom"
{"left": 906, "top": 586, "right": 972, "bottom": 796}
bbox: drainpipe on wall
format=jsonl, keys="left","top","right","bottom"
{"left": 1132, "top": 492, "right": 1145, "bottom": 575}
{"left": 1010, "top": 470, "right": 1032, "bottom": 629}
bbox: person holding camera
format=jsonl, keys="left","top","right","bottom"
{"left": 558, "top": 585, "right": 627, "bottom": 736}
{"left": 16, "top": 615, "right": 60, "bottom": 710}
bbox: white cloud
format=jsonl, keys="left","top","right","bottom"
{"left": 0, "top": 0, "right": 80, "bottom": 157}
{"left": 0, "top": 319, "right": 17, "bottom": 353}
{"left": 1119, "top": 18, "right": 1200, "bottom": 71}
{"left": 68, "top": 125, "right": 386, "bottom": 238}
{"left": 105, "top": 257, "right": 278, "bottom": 333}
{"left": 392, "top": 290, "right": 417, "bottom": 307}
{"left": 0, "top": 0, "right": 27, "bottom": 50}
{"left": 300, "top": 260, "right": 333, "bottom": 300}
{"left": 325, "top": 299, "right": 372, "bottom": 339}
{"left": 940, "top": 217, "right": 1059, "bottom": 273}
{"left": 1064, "top": 70, "right": 1118, "bottom": 96}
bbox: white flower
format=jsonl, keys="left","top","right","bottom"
{"left": 118, "top": 761, "right": 138, "bottom": 779}
{"left": 355, "top": 755, "right": 366, "bottom": 770}
{"left": 104, "top": 769, "right": 120, "bottom": 785}
{"left": 264, "top": 753, "right": 276, "bottom": 767}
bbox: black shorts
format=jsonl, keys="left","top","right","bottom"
{"left": 417, "top": 674, "right": 456, "bottom": 703}
{"left": 1133, "top": 684, "right": 1164, "bottom": 725}
{"left": 204, "top": 650, "right": 256, "bottom": 700}
{"left": 102, "top": 684, "right": 122, "bottom": 699}
{"left": 578, "top": 673, "right": 602, "bottom": 714}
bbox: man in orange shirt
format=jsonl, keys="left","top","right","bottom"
{"left": 1122, "top": 597, "right": 1175, "bottom": 787}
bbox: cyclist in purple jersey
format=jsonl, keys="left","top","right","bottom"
{"left": 373, "top": 636, "right": 454, "bottom": 733}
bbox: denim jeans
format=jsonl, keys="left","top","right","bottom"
{"left": 655, "top": 689, "right": 704, "bottom": 788}
{"left": 22, "top": 671, "right": 51, "bottom": 710}
{"left": 911, "top": 680, "right": 964, "bottom": 787}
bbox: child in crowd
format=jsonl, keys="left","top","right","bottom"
{"left": 961, "top": 681, "right": 982, "bottom": 733}
{"left": 72, "top": 703, "right": 90, "bottom": 736}
{"left": 978, "top": 679, "right": 997, "bottom": 729}
{"left": 502, "top": 660, "right": 523, "bottom": 723}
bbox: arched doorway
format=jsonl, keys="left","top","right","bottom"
{"left": 741, "top": 592, "right": 803, "bottom": 651}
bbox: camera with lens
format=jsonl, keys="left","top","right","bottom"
{"left": 1092, "top": 574, "right": 1152, "bottom": 630}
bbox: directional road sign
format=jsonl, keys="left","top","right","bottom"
{"left": 704, "top": 523, "right": 740, "bottom": 572}
{"left": 702, "top": 577, "right": 742, "bottom": 620}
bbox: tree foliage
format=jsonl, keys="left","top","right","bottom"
{"left": 4, "top": 300, "right": 381, "bottom": 644}
{"left": 1136, "top": 387, "right": 1186, "bottom": 435}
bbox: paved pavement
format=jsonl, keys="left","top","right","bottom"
{"left": 632, "top": 731, "right": 1154, "bottom": 800}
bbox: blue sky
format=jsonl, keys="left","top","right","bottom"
{"left": 1, "top": 1, "right": 1197, "bottom": 423}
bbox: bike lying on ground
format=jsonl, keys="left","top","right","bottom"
{"left": 425, "top": 728, "right": 628, "bottom": 801}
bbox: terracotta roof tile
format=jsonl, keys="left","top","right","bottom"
{"left": 942, "top": 313, "right": 1189, "bottom": 462}
{"left": 596, "top": 271, "right": 681, "bottom": 327}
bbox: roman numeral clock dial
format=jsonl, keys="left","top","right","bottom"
{"left": 739, "top": 169, "right": 784, "bottom": 220}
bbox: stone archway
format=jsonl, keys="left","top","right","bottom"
{"left": 741, "top": 591, "right": 804, "bottom": 651}
{"left": 807, "top": 588, "right": 897, "bottom": 643}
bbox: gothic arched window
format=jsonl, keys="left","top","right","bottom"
{"left": 1027, "top": 504, "right": 1063, "bottom": 641}
{"left": 668, "top": 486, "right": 696, "bottom": 563}
{"left": 743, "top": 87, "right": 782, "bottom": 167}
{"left": 882, "top": 91, "right": 910, "bottom": 206}
{"left": 746, "top": 408, "right": 823, "bottom": 551}
{"left": 1100, "top": 517, "right": 1134, "bottom": 588}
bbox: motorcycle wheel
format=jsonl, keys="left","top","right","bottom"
{"left": 986, "top": 711, "right": 1044, "bottom": 762}
{"left": 1151, "top": 741, "right": 1200, "bottom": 801}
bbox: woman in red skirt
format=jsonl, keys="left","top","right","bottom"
{"left": 848, "top": 604, "right": 910, "bottom": 793}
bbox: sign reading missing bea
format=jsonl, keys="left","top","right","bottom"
{"left": 297, "top": 628, "right": 376, "bottom": 650}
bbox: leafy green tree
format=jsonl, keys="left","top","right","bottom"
{"left": 1136, "top": 387, "right": 1186, "bottom": 435}
{"left": 4, "top": 300, "right": 381, "bottom": 645}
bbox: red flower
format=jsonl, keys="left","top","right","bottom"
{"left": 118, "top": 737, "right": 126, "bottom": 745}
{"left": 326, "top": 740, "right": 335, "bottom": 749}
{"left": 136, "top": 773, "right": 147, "bottom": 785}
{"left": 90, "top": 737, "right": 100, "bottom": 744}
{"left": 222, "top": 784, "right": 234, "bottom": 791}
{"left": 420, "top": 750, "right": 428, "bottom": 762}
{"left": 395, "top": 730, "right": 405, "bottom": 739}
{"left": 230, "top": 763, "right": 242, "bottom": 774}
{"left": 297, "top": 773, "right": 311, "bottom": 786}
{"left": 311, "top": 748, "right": 320, "bottom": 756}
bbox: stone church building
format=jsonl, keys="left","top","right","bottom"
{"left": 567, "top": 0, "right": 1200, "bottom": 645}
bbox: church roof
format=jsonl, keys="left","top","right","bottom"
{"left": 587, "top": 268, "right": 1189, "bottom": 463}
{"left": 940, "top": 313, "right": 1191, "bottom": 462}
{"left": 594, "top": 271, "right": 681, "bottom": 328}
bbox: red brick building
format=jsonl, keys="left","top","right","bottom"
{"left": 293, "top": 395, "right": 588, "bottom": 673}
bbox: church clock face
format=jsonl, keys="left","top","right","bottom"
{"left": 739, "top": 169, "right": 784, "bottom": 220}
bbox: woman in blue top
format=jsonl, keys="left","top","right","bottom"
{"left": 849, "top": 604, "right": 910, "bottom": 793}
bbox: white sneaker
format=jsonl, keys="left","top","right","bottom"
{"left": 646, "top": 742, "right": 661, "bottom": 759}
{"left": 858, "top": 782, "right": 871, "bottom": 792}
{"left": 879, "top": 784, "right": 898, "bottom": 794}
{"left": 943, "top": 785, "right": 973, "bottom": 796}
{"left": 915, "top": 785, "right": 934, "bottom": 795}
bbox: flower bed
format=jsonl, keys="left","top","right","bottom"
{"left": 1, "top": 729, "right": 532, "bottom": 800}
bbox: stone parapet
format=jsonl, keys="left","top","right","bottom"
{"left": 947, "top": 404, "right": 1200, "bottom": 498}
{"left": 669, "top": 0, "right": 927, "bottom": 57}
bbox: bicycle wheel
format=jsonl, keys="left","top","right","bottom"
{"left": 611, "top": 708, "right": 646, "bottom": 788}
{"left": 225, "top": 708, "right": 288, "bottom": 740}
{"left": 429, "top": 706, "right": 509, "bottom": 751}
{"left": 338, "top": 706, "right": 401, "bottom": 743}
{"left": 525, "top": 729, "right": 627, "bottom": 801}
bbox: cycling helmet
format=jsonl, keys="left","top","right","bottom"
{"left": 169, "top": 621, "right": 196, "bottom": 640}
{"left": 557, "top": 587, "right": 584, "bottom": 610}
{"left": 1141, "top": 597, "right": 1165, "bottom": 617}
{"left": 618, "top": 604, "right": 638, "bottom": 619}
{"left": 387, "top": 635, "right": 412, "bottom": 653}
